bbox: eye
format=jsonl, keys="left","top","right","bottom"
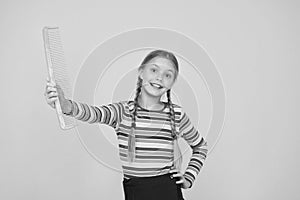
{"left": 151, "top": 68, "right": 156, "bottom": 72}
{"left": 166, "top": 74, "right": 172, "bottom": 79}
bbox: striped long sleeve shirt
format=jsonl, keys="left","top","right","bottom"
{"left": 65, "top": 99, "right": 208, "bottom": 188}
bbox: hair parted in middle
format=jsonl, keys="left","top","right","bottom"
{"left": 127, "top": 49, "right": 183, "bottom": 170}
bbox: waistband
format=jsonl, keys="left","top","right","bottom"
{"left": 122, "top": 173, "right": 175, "bottom": 187}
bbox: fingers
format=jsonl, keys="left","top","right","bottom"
{"left": 46, "top": 83, "right": 56, "bottom": 92}
{"left": 170, "top": 172, "right": 183, "bottom": 180}
{"left": 45, "top": 92, "right": 58, "bottom": 101}
{"left": 175, "top": 179, "right": 184, "bottom": 184}
{"left": 169, "top": 168, "right": 191, "bottom": 189}
{"left": 46, "top": 87, "right": 57, "bottom": 94}
{"left": 45, "top": 79, "right": 64, "bottom": 96}
{"left": 169, "top": 169, "right": 184, "bottom": 184}
{"left": 46, "top": 82, "right": 56, "bottom": 88}
{"left": 45, "top": 78, "right": 59, "bottom": 109}
{"left": 45, "top": 81, "right": 56, "bottom": 92}
{"left": 47, "top": 91, "right": 58, "bottom": 98}
{"left": 169, "top": 168, "right": 180, "bottom": 174}
{"left": 45, "top": 84, "right": 58, "bottom": 97}
{"left": 45, "top": 95, "right": 58, "bottom": 109}
{"left": 45, "top": 78, "right": 57, "bottom": 93}
{"left": 47, "top": 99, "right": 57, "bottom": 107}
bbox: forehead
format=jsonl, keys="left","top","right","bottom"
{"left": 146, "top": 57, "right": 176, "bottom": 72}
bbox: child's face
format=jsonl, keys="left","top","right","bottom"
{"left": 139, "top": 57, "right": 177, "bottom": 97}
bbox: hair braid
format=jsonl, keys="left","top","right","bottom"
{"left": 167, "top": 89, "right": 183, "bottom": 171}
{"left": 128, "top": 76, "right": 143, "bottom": 162}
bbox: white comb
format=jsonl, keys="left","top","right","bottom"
{"left": 43, "top": 26, "right": 77, "bottom": 130}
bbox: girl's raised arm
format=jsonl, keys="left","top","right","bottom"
{"left": 44, "top": 80, "right": 123, "bottom": 129}
{"left": 63, "top": 99, "right": 123, "bottom": 129}
{"left": 179, "top": 109, "right": 209, "bottom": 189}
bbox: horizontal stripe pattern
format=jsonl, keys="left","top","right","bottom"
{"left": 66, "top": 99, "right": 208, "bottom": 188}
{"left": 179, "top": 112, "right": 208, "bottom": 188}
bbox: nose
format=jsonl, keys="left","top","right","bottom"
{"left": 156, "top": 72, "right": 163, "bottom": 81}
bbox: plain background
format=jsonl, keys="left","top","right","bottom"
{"left": 1, "top": 0, "right": 299, "bottom": 199}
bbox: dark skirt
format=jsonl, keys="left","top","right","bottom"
{"left": 122, "top": 173, "right": 185, "bottom": 200}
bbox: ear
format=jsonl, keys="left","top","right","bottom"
{"left": 138, "top": 68, "right": 144, "bottom": 80}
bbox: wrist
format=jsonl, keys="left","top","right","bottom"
{"left": 62, "top": 99, "right": 73, "bottom": 115}
{"left": 185, "top": 178, "right": 192, "bottom": 188}
{"left": 182, "top": 175, "right": 192, "bottom": 189}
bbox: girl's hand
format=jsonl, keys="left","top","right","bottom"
{"left": 169, "top": 168, "right": 191, "bottom": 189}
{"left": 44, "top": 78, "right": 70, "bottom": 113}
{"left": 44, "top": 78, "right": 58, "bottom": 109}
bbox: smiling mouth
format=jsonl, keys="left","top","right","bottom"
{"left": 150, "top": 82, "right": 163, "bottom": 89}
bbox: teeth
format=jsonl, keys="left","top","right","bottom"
{"left": 151, "top": 83, "right": 162, "bottom": 88}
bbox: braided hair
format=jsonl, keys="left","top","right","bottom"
{"left": 127, "top": 76, "right": 143, "bottom": 162}
{"left": 127, "top": 49, "right": 183, "bottom": 170}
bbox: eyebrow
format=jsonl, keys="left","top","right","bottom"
{"left": 151, "top": 64, "right": 175, "bottom": 74}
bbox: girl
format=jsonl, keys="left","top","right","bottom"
{"left": 44, "top": 49, "right": 208, "bottom": 200}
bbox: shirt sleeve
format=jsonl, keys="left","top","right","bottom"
{"left": 63, "top": 99, "right": 124, "bottom": 129}
{"left": 179, "top": 108, "right": 208, "bottom": 189}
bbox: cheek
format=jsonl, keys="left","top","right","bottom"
{"left": 143, "top": 73, "right": 155, "bottom": 81}
{"left": 163, "top": 80, "right": 174, "bottom": 88}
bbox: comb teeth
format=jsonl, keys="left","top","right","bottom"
{"left": 43, "top": 27, "right": 77, "bottom": 130}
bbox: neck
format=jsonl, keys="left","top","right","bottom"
{"left": 138, "top": 91, "right": 163, "bottom": 109}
